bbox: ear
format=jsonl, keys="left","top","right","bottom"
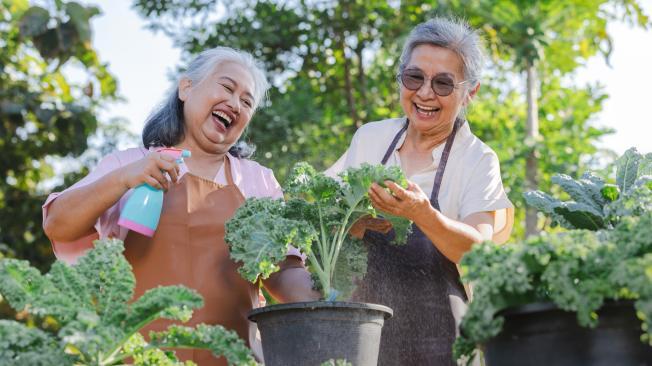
{"left": 464, "top": 82, "right": 480, "bottom": 106}
{"left": 178, "top": 78, "right": 192, "bottom": 102}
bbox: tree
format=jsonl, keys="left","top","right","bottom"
{"left": 132, "top": 0, "right": 648, "bottom": 238}
{"left": 460, "top": 0, "right": 650, "bottom": 235}
{"left": 0, "top": 0, "right": 118, "bottom": 271}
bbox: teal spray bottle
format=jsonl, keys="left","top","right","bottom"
{"left": 117, "top": 148, "right": 191, "bottom": 237}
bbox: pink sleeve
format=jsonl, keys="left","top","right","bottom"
{"left": 42, "top": 151, "right": 131, "bottom": 264}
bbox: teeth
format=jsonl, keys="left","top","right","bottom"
{"left": 212, "top": 110, "right": 232, "bottom": 127}
{"left": 415, "top": 103, "right": 439, "bottom": 111}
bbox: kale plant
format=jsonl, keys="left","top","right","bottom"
{"left": 524, "top": 148, "right": 652, "bottom": 230}
{"left": 0, "top": 239, "right": 257, "bottom": 366}
{"left": 226, "top": 162, "right": 412, "bottom": 300}
{"left": 454, "top": 148, "right": 652, "bottom": 364}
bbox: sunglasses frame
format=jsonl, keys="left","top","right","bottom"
{"left": 397, "top": 70, "right": 470, "bottom": 97}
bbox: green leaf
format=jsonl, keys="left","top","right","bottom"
{"left": 0, "top": 320, "right": 71, "bottom": 366}
{"left": 553, "top": 202, "right": 605, "bottom": 230}
{"left": 74, "top": 239, "right": 135, "bottom": 317}
{"left": 225, "top": 198, "right": 317, "bottom": 282}
{"left": 149, "top": 324, "right": 258, "bottom": 366}
{"left": 552, "top": 173, "right": 603, "bottom": 211}
{"left": 125, "top": 286, "right": 204, "bottom": 333}
{"left": 616, "top": 147, "right": 643, "bottom": 193}
{"left": 600, "top": 184, "right": 619, "bottom": 202}
{"left": 18, "top": 6, "right": 49, "bottom": 37}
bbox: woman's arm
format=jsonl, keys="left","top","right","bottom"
{"left": 44, "top": 152, "right": 180, "bottom": 242}
{"left": 369, "top": 181, "right": 494, "bottom": 264}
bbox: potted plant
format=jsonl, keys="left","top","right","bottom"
{"left": 453, "top": 148, "right": 652, "bottom": 366}
{"left": 225, "top": 162, "right": 412, "bottom": 366}
{"left": 0, "top": 239, "right": 257, "bottom": 366}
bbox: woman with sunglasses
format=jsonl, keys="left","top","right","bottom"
{"left": 327, "top": 17, "right": 514, "bottom": 365}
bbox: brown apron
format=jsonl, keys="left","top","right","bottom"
{"left": 124, "top": 157, "right": 258, "bottom": 365}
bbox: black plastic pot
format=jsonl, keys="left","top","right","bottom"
{"left": 484, "top": 301, "right": 652, "bottom": 366}
{"left": 248, "top": 301, "right": 392, "bottom": 366}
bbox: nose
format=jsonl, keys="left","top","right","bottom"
{"left": 416, "top": 79, "right": 435, "bottom": 99}
{"left": 225, "top": 94, "right": 241, "bottom": 114}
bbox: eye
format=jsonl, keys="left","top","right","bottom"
{"left": 242, "top": 99, "right": 253, "bottom": 108}
{"left": 221, "top": 83, "right": 234, "bottom": 92}
{"left": 434, "top": 77, "right": 454, "bottom": 87}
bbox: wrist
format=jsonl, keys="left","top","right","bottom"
{"left": 412, "top": 202, "right": 437, "bottom": 227}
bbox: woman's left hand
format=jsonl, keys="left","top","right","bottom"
{"left": 368, "top": 180, "right": 431, "bottom": 222}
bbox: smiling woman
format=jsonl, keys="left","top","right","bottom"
{"left": 326, "top": 17, "right": 514, "bottom": 366}
{"left": 41, "top": 46, "right": 318, "bottom": 366}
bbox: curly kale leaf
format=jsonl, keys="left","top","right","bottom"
{"left": 74, "top": 238, "right": 135, "bottom": 317}
{"left": 226, "top": 198, "right": 317, "bottom": 282}
{"left": 0, "top": 259, "right": 78, "bottom": 322}
{"left": 0, "top": 320, "right": 73, "bottom": 366}
{"left": 149, "top": 324, "right": 257, "bottom": 366}
{"left": 122, "top": 333, "right": 194, "bottom": 366}
{"left": 455, "top": 212, "right": 652, "bottom": 363}
{"left": 125, "top": 286, "right": 204, "bottom": 332}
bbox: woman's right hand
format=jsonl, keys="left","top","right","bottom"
{"left": 118, "top": 151, "right": 181, "bottom": 191}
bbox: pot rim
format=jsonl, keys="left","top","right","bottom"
{"left": 500, "top": 298, "right": 634, "bottom": 316}
{"left": 248, "top": 300, "right": 393, "bottom": 321}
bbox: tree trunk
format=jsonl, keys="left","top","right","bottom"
{"left": 525, "top": 60, "right": 539, "bottom": 237}
{"left": 341, "top": 41, "right": 358, "bottom": 128}
{"left": 356, "top": 44, "right": 367, "bottom": 128}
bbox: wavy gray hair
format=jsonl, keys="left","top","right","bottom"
{"left": 398, "top": 17, "right": 485, "bottom": 90}
{"left": 142, "top": 46, "right": 270, "bottom": 158}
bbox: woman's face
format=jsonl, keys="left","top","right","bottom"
{"left": 178, "top": 61, "right": 256, "bottom": 154}
{"left": 399, "top": 44, "right": 476, "bottom": 135}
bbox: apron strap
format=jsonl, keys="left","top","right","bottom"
{"left": 430, "top": 118, "right": 463, "bottom": 210}
{"left": 381, "top": 119, "right": 409, "bottom": 165}
{"left": 224, "top": 155, "right": 234, "bottom": 186}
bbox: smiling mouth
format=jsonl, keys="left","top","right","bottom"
{"left": 212, "top": 110, "right": 233, "bottom": 129}
{"left": 414, "top": 103, "right": 441, "bottom": 116}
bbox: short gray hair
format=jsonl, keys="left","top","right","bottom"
{"left": 142, "top": 46, "right": 270, "bottom": 158}
{"left": 398, "top": 17, "right": 484, "bottom": 88}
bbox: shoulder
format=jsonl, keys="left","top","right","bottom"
{"left": 354, "top": 117, "right": 405, "bottom": 142}
{"left": 228, "top": 154, "right": 282, "bottom": 199}
{"left": 454, "top": 123, "right": 501, "bottom": 171}
{"left": 92, "top": 147, "right": 147, "bottom": 173}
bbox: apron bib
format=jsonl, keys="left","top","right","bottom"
{"left": 124, "top": 157, "right": 258, "bottom": 366}
{"left": 353, "top": 118, "right": 467, "bottom": 366}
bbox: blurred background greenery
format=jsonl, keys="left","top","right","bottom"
{"left": 0, "top": 0, "right": 649, "bottom": 276}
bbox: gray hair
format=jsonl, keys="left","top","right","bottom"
{"left": 142, "top": 46, "right": 270, "bottom": 158}
{"left": 398, "top": 17, "right": 485, "bottom": 89}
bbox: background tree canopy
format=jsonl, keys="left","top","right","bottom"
{"left": 0, "top": 0, "right": 649, "bottom": 274}
{"left": 132, "top": 0, "right": 649, "bottom": 238}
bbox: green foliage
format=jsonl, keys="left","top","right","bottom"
{"left": 226, "top": 162, "right": 411, "bottom": 300}
{"left": 131, "top": 0, "right": 651, "bottom": 240}
{"left": 0, "top": 239, "right": 257, "bottom": 365}
{"left": 524, "top": 148, "right": 652, "bottom": 230}
{"left": 454, "top": 151, "right": 652, "bottom": 363}
{"left": 0, "top": 0, "right": 120, "bottom": 271}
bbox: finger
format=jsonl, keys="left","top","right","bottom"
{"left": 157, "top": 159, "right": 180, "bottom": 183}
{"left": 369, "top": 189, "right": 393, "bottom": 213}
{"left": 150, "top": 169, "right": 169, "bottom": 191}
{"left": 407, "top": 180, "right": 425, "bottom": 194}
{"left": 145, "top": 176, "right": 163, "bottom": 190}
{"left": 385, "top": 181, "right": 409, "bottom": 200}
{"left": 371, "top": 183, "right": 398, "bottom": 204}
{"left": 156, "top": 152, "right": 177, "bottom": 163}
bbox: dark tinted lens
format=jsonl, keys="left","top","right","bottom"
{"left": 432, "top": 75, "right": 455, "bottom": 96}
{"left": 401, "top": 70, "right": 425, "bottom": 90}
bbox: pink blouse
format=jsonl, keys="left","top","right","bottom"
{"left": 42, "top": 147, "right": 286, "bottom": 264}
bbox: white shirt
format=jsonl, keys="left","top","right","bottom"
{"left": 326, "top": 117, "right": 514, "bottom": 242}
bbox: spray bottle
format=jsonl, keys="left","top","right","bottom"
{"left": 118, "top": 148, "right": 191, "bottom": 237}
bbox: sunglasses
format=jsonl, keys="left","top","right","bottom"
{"left": 398, "top": 69, "right": 469, "bottom": 97}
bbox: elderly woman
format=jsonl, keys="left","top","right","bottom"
{"left": 43, "top": 47, "right": 316, "bottom": 365}
{"left": 327, "top": 18, "right": 514, "bottom": 365}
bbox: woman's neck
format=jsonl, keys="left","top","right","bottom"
{"left": 175, "top": 141, "right": 227, "bottom": 180}
{"left": 404, "top": 123, "right": 454, "bottom": 154}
